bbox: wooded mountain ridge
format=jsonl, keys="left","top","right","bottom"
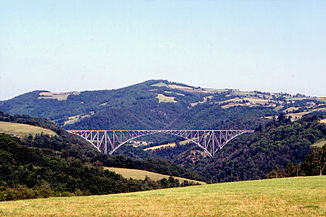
{"left": 1, "top": 80, "right": 325, "bottom": 131}
{"left": 0, "top": 80, "right": 325, "bottom": 189}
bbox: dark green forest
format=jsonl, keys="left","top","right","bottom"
{"left": 267, "top": 144, "right": 326, "bottom": 178}
{"left": 149, "top": 113, "right": 326, "bottom": 182}
{"left": 0, "top": 112, "right": 202, "bottom": 201}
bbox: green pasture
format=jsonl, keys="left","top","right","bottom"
{"left": 105, "top": 167, "right": 205, "bottom": 184}
{"left": 0, "top": 176, "right": 325, "bottom": 216}
{"left": 156, "top": 94, "right": 177, "bottom": 103}
{"left": 164, "top": 91, "right": 185, "bottom": 96}
{"left": 0, "top": 121, "right": 57, "bottom": 137}
{"left": 144, "top": 139, "right": 190, "bottom": 151}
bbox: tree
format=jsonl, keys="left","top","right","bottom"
{"left": 314, "top": 146, "right": 326, "bottom": 176}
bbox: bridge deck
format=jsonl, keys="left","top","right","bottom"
{"left": 68, "top": 129, "right": 254, "bottom": 157}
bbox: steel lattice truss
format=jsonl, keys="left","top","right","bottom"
{"left": 68, "top": 129, "right": 254, "bottom": 157}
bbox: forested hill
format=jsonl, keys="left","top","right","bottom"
{"left": 168, "top": 114, "right": 326, "bottom": 183}
{"left": 0, "top": 112, "right": 205, "bottom": 200}
{"left": 0, "top": 111, "right": 203, "bottom": 180}
{"left": 1, "top": 80, "right": 325, "bottom": 131}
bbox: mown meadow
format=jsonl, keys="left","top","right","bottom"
{"left": 105, "top": 167, "right": 206, "bottom": 184}
{"left": 0, "top": 176, "right": 325, "bottom": 216}
{"left": 0, "top": 121, "right": 57, "bottom": 137}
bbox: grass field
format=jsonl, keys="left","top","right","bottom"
{"left": 151, "top": 82, "right": 169, "bottom": 88}
{"left": 205, "top": 88, "right": 228, "bottom": 93}
{"left": 0, "top": 176, "right": 325, "bottom": 216}
{"left": 105, "top": 167, "right": 205, "bottom": 184}
{"left": 265, "top": 108, "right": 326, "bottom": 122}
{"left": 221, "top": 103, "right": 249, "bottom": 109}
{"left": 156, "top": 94, "right": 177, "bottom": 103}
{"left": 38, "top": 91, "right": 80, "bottom": 101}
{"left": 63, "top": 112, "right": 94, "bottom": 126}
{"left": 144, "top": 142, "right": 176, "bottom": 150}
{"left": 229, "top": 90, "right": 256, "bottom": 96}
{"left": 164, "top": 91, "right": 185, "bottom": 96}
{"left": 144, "top": 139, "right": 191, "bottom": 151}
{"left": 0, "top": 121, "right": 57, "bottom": 137}
{"left": 286, "top": 108, "right": 326, "bottom": 121}
{"left": 312, "top": 139, "right": 326, "bottom": 148}
{"left": 190, "top": 96, "right": 213, "bottom": 107}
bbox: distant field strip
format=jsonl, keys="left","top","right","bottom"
{"left": 265, "top": 108, "right": 326, "bottom": 121}
{"left": 190, "top": 96, "right": 213, "bottom": 107}
{"left": 312, "top": 139, "right": 326, "bottom": 148}
{"left": 38, "top": 91, "right": 80, "bottom": 101}
{"left": 144, "top": 143, "right": 176, "bottom": 151}
{"left": 164, "top": 91, "right": 185, "bottom": 96}
{"left": 0, "top": 176, "right": 325, "bottom": 216}
{"left": 286, "top": 108, "right": 326, "bottom": 121}
{"left": 0, "top": 121, "right": 57, "bottom": 137}
{"left": 144, "top": 139, "right": 191, "bottom": 151}
{"left": 105, "top": 167, "right": 205, "bottom": 184}
{"left": 64, "top": 112, "right": 94, "bottom": 126}
{"left": 151, "top": 82, "right": 169, "bottom": 88}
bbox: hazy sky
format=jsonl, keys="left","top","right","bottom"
{"left": 1, "top": 0, "right": 325, "bottom": 100}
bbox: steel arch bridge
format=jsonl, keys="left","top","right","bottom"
{"left": 68, "top": 129, "right": 254, "bottom": 157}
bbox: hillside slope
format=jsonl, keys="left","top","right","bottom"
{"left": 1, "top": 80, "right": 325, "bottom": 132}
{"left": 1, "top": 176, "right": 325, "bottom": 216}
{"left": 148, "top": 114, "right": 326, "bottom": 182}
{"left": 1, "top": 81, "right": 326, "bottom": 186}
{"left": 0, "top": 112, "right": 205, "bottom": 200}
{"left": 0, "top": 133, "right": 147, "bottom": 200}
{"left": 0, "top": 112, "right": 203, "bottom": 181}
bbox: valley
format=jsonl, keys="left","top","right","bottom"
{"left": 0, "top": 80, "right": 325, "bottom": 211}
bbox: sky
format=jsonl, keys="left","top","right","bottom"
{"left": 1, "top": 0, "right": 325, "bottom": 100}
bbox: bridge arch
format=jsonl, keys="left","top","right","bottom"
{"left": 68, "top": 129, "right": 254, "bottom": 157}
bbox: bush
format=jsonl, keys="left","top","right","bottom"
{"left": 0, "top": 185, "right": 36, "bottom": 201}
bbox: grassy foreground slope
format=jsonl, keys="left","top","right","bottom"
{"left": 105, "top": 167, "right": 206, "bottom": 184}
{"left": 1, "top": 176, "right": 325, "bottom": 216}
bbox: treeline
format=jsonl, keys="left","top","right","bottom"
{"left": 267, "top": 144, "right": 326, "bottom": 178}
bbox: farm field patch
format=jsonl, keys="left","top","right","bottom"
{"left": 105, "top": 167, "right": 205, "bottom": 184}
{"left": 0, "top": 121, "right": 57, "bottom": 137}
